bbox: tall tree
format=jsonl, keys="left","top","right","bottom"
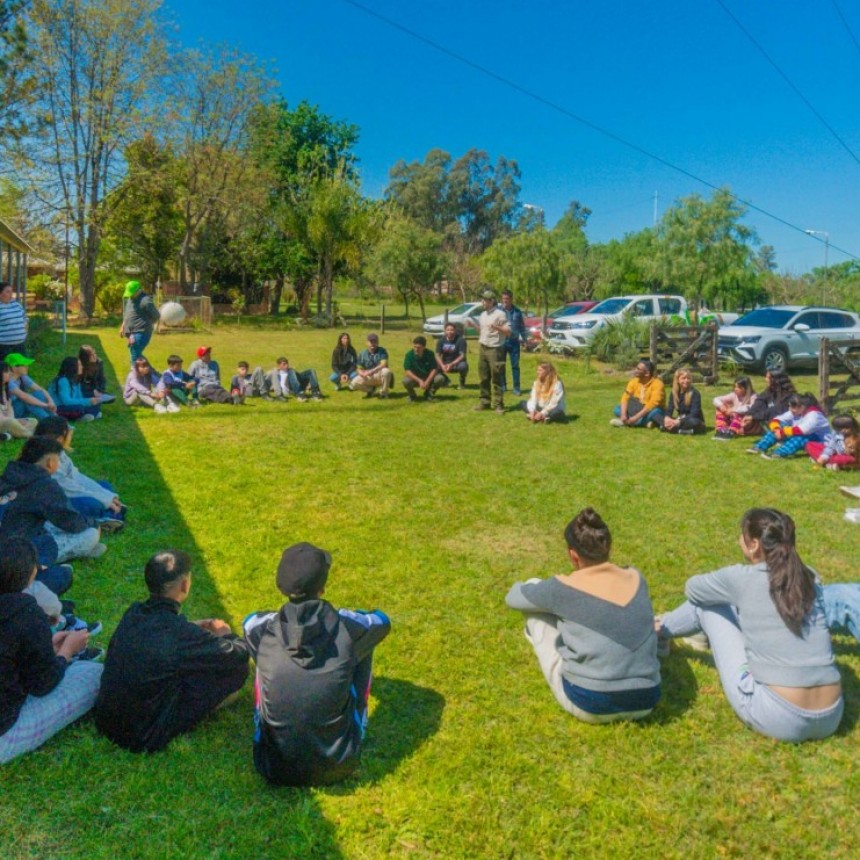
{"left": 385, "top": 148, "right": 456, "bottom": 233}
{"left": 0, "top": 0, "right": 33, "bottom": 140}
{"left": 102, "top": 135, "right": 183, "bottom": 288}
{"left": 657, "top": 187, "right": 758, "bottom": 309}
{"left": 168, "top": 43, "right": 275, "bottom": 291}
{"left": 368, "top": 212, "right": 447, "bottom": 319}
{"left": 22, "top": 0, "right": 168, "bottom": 316}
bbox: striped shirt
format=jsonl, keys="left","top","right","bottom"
{"left": 0, "top": 300, "right": 27, "bottom": 346}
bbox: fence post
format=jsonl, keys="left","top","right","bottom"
{"left": 381, "top": 304, "right": 386, "bottom": 334}
{"left": 819, "top": 337, "right": 830, "bottom": 415}
{"left": 649, "top": 324, "right": 657, "bottom": 365}
{"left": 707, "top": 322, "right": 718, "bottom": 385}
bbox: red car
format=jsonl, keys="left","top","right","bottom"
{"left": 524, "top": 301, "right": 598, "bottom": 350}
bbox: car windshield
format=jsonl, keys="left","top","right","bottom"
{"left": 554, "top": 306, "right": 584, "bottom": 319}
{"left": 445, "top": 303, "right": 475, "bottom": 316}
{"left": 732, "top": 308, "right": 797, "bottom": 329}
{"left": 590, "top": 298, "right": 631, "bottom": 315}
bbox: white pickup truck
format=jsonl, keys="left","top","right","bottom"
{"left": 547, "top": 294, "right": 738, "bottom": 352}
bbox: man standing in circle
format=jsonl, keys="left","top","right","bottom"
{"left": 500, "top": 289, "right": 526, "bottom": 396}
{"left": 0, "top": 282, "right": 28, "bottom": 361}
{"left": 120, "top": 281, "right": 160, "bottom": 365}
{"left": 475, "top": 289, "right": 511, "bottom": 414}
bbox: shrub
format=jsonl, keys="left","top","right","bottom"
{"left": 586, "top": 316, "right": 651, "bottom": 369}
{"left": 96, "top": 281, "right": 126, "bottom": 316}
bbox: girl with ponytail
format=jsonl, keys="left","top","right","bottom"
{"left": 657, "top": 508, "right": 843, "bottom": 742}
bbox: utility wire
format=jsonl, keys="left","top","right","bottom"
{"left": 340, "top": 0, "right": 859, "bottom": 261}
{"left": 831, "top": 0, "right": 860, "bottom": 59}
{"left": 715, "top": 0, "right": 860, "bottom": 168}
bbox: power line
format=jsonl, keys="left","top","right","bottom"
{"left": 340, "top": 0, "right": 860, "bottom": 261}
{"left": 831, "top": 0, "right": 860, "bottom": 59}
{"left": 715, "top": 0, "right": 860, "bottom": 169}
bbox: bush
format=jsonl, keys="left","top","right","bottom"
{"left": 95, "top": 281, "right": 126, "bottom": 316}
{"left": 28, "top": 274, "right": 66, "bottom": 302}
{"left": 586, "top": 316, "right": 651, "bottom": 369}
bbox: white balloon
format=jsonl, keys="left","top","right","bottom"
{"left": 159, "top": 301, "right": 187, "bottom": 325}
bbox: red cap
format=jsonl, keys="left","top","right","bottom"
{"left": 196, "top": 346, "right": 212, "bottom": 358}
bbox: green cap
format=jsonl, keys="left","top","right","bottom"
{"left": 123, "top": 280, "right": 142, "bottom": 298}
{"left": 480, "top": 289, "right": 497, "bottom": 301}
{"left": 4, "top": 353, "right": 34, "bottom": 367}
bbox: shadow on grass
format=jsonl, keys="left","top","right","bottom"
{"left": 0, "top": 332, "right": 349, "bottom": 860}
{"left": 321, "top": 677, "right": 445, "bottom": 795}
{"left": 646, "top": 650, "right": 699, "bottom": 725}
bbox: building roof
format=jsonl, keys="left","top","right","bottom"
{"left": 0, "top": 218, "right": 34, "bottom": 253}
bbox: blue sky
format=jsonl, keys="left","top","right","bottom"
{"left": 167, "top": 0, "right": 860, "bottom": 274}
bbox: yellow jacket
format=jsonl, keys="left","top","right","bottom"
{"left": 621, "top": 376, "right": 666, "bottom": 412}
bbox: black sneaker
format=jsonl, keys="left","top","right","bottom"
{"left": 0, "top": 432, "right": 12, "bottom": 442}
{"left": 64, "top": 616, "right": 103, "bottom": 636}
{"left": 98, "top": 518, "right": 124, "bottom": 534}
{"left": 73, "top": 646, "right": 105, "bottom": 662}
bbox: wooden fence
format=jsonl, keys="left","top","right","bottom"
{"left": 818, "top": 337, "right": 860, "bottom": 416}
{"left": 649, "top": 323, "right": 719, "bottom": 385}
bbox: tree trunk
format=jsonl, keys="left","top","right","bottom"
{"left": 417, "top": 291, "right": 426, "bottom": 321}
{"left": 78, "top": 222, "right": 101, "bottom": 319}
{"left": 270, "top": 275, "right": 284, "bottom": 315}
{"left": 324, "top": 256, "right": 334, "bottom": 323}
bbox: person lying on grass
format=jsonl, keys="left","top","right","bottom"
{"left": 94, "top": 549, "right": 249, "bottom": 753}
{"left": 656, "top": 508, "right": 843, "bottom": 743}
{"left": 243, "top": 542, "right": 391, "bottom": 786}
{"left": 505, "top": 508, "right": 661, "bottom": 724}
{"left": 0, "top": 538, "right": 102, "bottom": 764}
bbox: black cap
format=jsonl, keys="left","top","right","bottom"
{"left": 276, "top": 542, "right": 331, "bottom": 600}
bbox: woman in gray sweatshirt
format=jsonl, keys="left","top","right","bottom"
{"left": 658, "top": 508, "right": 842, "bottom": 742}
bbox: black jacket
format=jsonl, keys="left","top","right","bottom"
{"left": 331, "top": 345, "right": 358, "bottom": 376}
{"left": 245, "top": 600, "right": 390, "bottom": 786}
{"left": 0, "top": 460, "right": 91, "bottom": 543}
{"left": 94, "top": 597, "right": 250, "bottom": 752}
{"left": 0, "top": 592, "right": 67, "bottom": 735}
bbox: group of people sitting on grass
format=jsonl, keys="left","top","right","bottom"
{"left": 0, "top": 535, "right": 389, "bottom": 787}
{"left": 507, "top": 505, "right": 858, "bottom": 742}
{"left": 609, "top": 360, "right": 859, "bottom": 470}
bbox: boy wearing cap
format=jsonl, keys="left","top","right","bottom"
{"left": 120, "top": 281, "right": 160, "bottom": 365}
{"left": 243, "top": 543, "right": 391, "bottom": 786}
{"left": 6, "top": 354, "right": 57, "bottom": 421}
{"left": 349, "top": 334, "right": 393, "bottom": 399}
{"left": 94, "top": 549, "right": 249, "bottom": 753}
{"left": 188, "top": 347, "right": 233, "bottom": 404}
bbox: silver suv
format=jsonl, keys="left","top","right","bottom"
{"left": 717, "top": 305, "right": 860, "bottom": 372}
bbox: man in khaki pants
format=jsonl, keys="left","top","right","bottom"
{"left": 474, "top": 290, "right": 510, "bottom": 414}
{"left": 350, "top": 333, "right": 394, "bottom": 399}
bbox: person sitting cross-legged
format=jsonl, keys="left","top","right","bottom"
{"left": 403, "top": 336, "right": 444, "bottom": 401}
{"left": 94, "top": 549, "right": 250, "bottom": 753}
{"left": 0, "top": 538, "right": 103, "bottom": 764}
{"left": 243, "top": 543, "right": 391, "bottom": 786}
{"left": 610, "top": 360, "right": 665, "bottom": 429}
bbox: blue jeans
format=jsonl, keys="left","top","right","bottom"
{"left": 287, "top": 368, "right": 320, "bottom": 395}
{"left": 821, "top": 584, "right": 860, "bottom": 642}
{"left": 329, "top": 370, "right": 358, "bottom": 386}
{"left": 660, "top": 600, "right": 843, "bottom": 742}
{"left": 36, "top": 562, "right": 73, "bottom": 596}
{"left": 128, "top": 331, "right": 152, "bottom": 364}
{"left": 502, "top": 342, "right": 521, "bottom": 393}
{"left": 613, "top": 404, "right": 665, "bottom": 426}
{"left": 69, "top": 481, "right": 121, "bottom": 520}
{"left": 12, "top": 390, "right": 51, "bottom": 421}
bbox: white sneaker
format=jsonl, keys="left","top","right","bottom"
{"left": 165, "top": 400, "right": 180, "bottom": 413}
{"left": 840, "top": 486, "right": 860, "bottom": 500}
{"left": 609, "top": 418, "right": 625, "bottom": 427}
{"left": 79, "top": 414, "right": 95, "bottom": 423}
{"left": 85, "top": 542, "right": 108, "bottom": 559}
{"left": 844, "top": 508, "right": 860, "bottom": 524}
{"left": 154, "top": 402, "right": 167, "bottom": 414}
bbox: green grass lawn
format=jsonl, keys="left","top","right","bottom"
{"left": 2, "top": 324, "right": 859, "bottom": 859}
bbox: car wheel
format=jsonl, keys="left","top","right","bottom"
{"left": 761, "top": 344, "right": 788, "bottom": 373}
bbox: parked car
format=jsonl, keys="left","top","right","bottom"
{"left": 423, "top": 302, "right": 482, "bottom": 336}
{"left": 523, "top": 301, "right": 597, "bottom": 350}
{"left": 547, "top": 294, "right": 688, "bottom": 352}
{"left": 717, "top": 305, "right": 860, "bottom": 372}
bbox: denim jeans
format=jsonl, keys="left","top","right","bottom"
{"left": 821, "top": 584, "right": 860, "bottom": 643}
{"left": 613, "top": 404, "right": 665, "bottom": 426}
{"left": 502, "top": 341, "right": 521, "bottom": 393}
{"left": 287, "top": 368, "right": 320, "bottom": 395}
{"left": 43, "top": 523, "right": 100, "bottom": 563}
{"left": 660, "top": 600, "right": 843, "bottom": 742}
{"left": 329, "top": 370, "right": 358, "bottom": 387}
{"left": 128, "top": 331, "right": 152, "bottom": 364}
{"left": 69, "top": 480, "right": 121, "bottom": 520}
{"left": 12, "top": 390, "right": 52, "bottom": 421}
